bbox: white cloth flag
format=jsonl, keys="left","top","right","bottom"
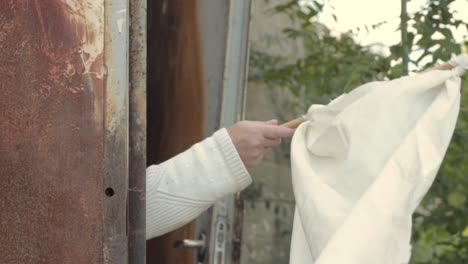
{"left": 289, "top": 55, "right": 467, "bottom": 264}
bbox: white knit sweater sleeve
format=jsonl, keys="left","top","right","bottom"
{"left": 146, "top": 128, "right": 252, "bottom": 240}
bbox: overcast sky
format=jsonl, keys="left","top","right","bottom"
{"left": 306, "top": 0, "right": 467, "bottom": 67}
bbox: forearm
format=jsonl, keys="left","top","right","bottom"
{"left": 146, "top": 128, "right": 251, "bottom": 239}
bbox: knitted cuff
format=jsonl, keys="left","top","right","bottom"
{"left": 212, "top": 128, "right": 252, "bottom": 191}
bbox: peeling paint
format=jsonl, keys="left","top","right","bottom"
{"left": 117, "top": 18, "right": 126, "bottom": 33}
{"left": 68, "top": 0, "right": 104, "bottom": 76}
{"left": 0, "top": 0, "right": 109, "bottom": 263}
{"left": 0, "top": 0, "right": 133, "bottom": 262}
{"left": 102, "top": 0, "right": 130, "bottom": 263}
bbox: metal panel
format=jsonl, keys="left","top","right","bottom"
{"left": 128, "top": 0, "right": 147, "bottom": 262}
{"left": 209, "top": 1, "right": 252, "bottom": 264}
{"left": 196, "top": 1, "right": 230, "bottom": 263}
{"left": 0, "top": 1, "right": 104, "bottom": 263}
{"left": 219, "top": 0, "right": 251, "bottom": 128}
{"left": 0, "top": 1, "right": 130, "bottom": 263}
{"left": 102, "top": 0, "right": 130, "bottom": 263}
{"left": 199, "top": 0, "right": 230, "bottom": 136}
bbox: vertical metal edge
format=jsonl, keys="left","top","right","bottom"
{"left": 210, "top": 0, "right": 252, "bottom": 263}
{"left": 103, "top": 0, "right": 130, "bottom": 263}
{"left": 232, "top": 2, "right": 252, "bottom": 263}
{"left": 232, "top": 193, "right": 245, "bottom": 264}
{"left": 219, "top": 0, "right": 252, "bottom": 128}
{"left": 196, "top": 1, "right": 230, "bottom": 263}
{"left": 128, "top": 0, "right": 147, "bottom": 263}
{"left": 239, "top": 0, "right": 252, "bottom": 122}
{"left": 198, "top": 0, "right": 230, "bottom": 136}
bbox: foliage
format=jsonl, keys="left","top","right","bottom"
{"left": 393, "top": 1, "right": 468, "bottom": 263}
{"left": 249, "top": 1, "right": 391, "bottom": 114}
{"left": 389, "top": 0, "right": 467, "bottom": 77}
{"left": 248, "top": 0, "right": 468, "bottom": 263}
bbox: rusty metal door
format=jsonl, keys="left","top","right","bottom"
{"left": 0, "top": 0, "right": 146, "bottom": 263}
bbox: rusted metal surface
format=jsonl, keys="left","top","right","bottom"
{"left": 0, "top": 1, "right": 104, "bottom": 263}
{"left": 129, "top": 0, "right": 147, "bottom": 263}
{"left": 231, "top": 193, "right": 245, "bottom": 264}
{"left": 0, "top": 1, "right": 130, "bottom": 263}
{"left": 103, "top": 0, "right": 129, "bottom": 263}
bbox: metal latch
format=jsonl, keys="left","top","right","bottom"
{"left": 174, "top": 233, "right": 207, "bottom": 263}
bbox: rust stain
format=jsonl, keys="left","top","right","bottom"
{"left": 0, "top": 1, "right": 105, "bottom": 263}
{"left": 128, "top": 1, "right": 147, "bottom": 261}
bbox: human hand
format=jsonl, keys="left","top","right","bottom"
{"left": 226, "top": 120, "right": 295, "bottom": 167}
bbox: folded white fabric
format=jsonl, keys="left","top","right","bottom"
{"left": 289, "top": 54, "right": 466, "bottom": 264}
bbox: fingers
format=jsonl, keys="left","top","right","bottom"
{"left": 247, "top": 147, "right": 273, "bottom": 166}
{"left": 226, "top": 119, "right": 294, "bottom": 167}
{"left": 261, "top": 125, "right": 295, "bottom": 139}
{"left": 263, "top": 137, "right": 281, "bottom": 148}
{"left": 243, "top": 146, "right": 267, "bottom": 167}
{"left": 265, "top": 119, "right": 279, "bottom": 125}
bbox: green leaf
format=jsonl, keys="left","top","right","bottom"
{"left": 390, "top": 44, "right": 402, "bottom": 57}
{"left": 463, "top": 226, "right": 468, "bottom": 237}
{"left": 447, "top": 188, "right": 466, "bottom": 210}
{"left": 274, "top": 0, "right": 296, "bottom": 13}
{"left": 439, "top": 28, "right": 454, "bottom": 40}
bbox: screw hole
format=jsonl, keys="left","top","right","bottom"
{"left": 105, "top": 188, "right": 115, "bottom": 197}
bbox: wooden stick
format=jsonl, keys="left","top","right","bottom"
{"left": 281, "top": 117, "right": 305, "bottom": 128}
{"left": 421, "top": 62, "right": 453, "bottom": 72}
{"left": 281, "top": 62, "right": 456, "bottom": 129}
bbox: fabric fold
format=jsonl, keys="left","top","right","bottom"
{"left": 289, "top": 60, "right": 463, "bottom": 263}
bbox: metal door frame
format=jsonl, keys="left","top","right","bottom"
{"left": 197, "top": 1, "right": 253, "bottom": 263}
